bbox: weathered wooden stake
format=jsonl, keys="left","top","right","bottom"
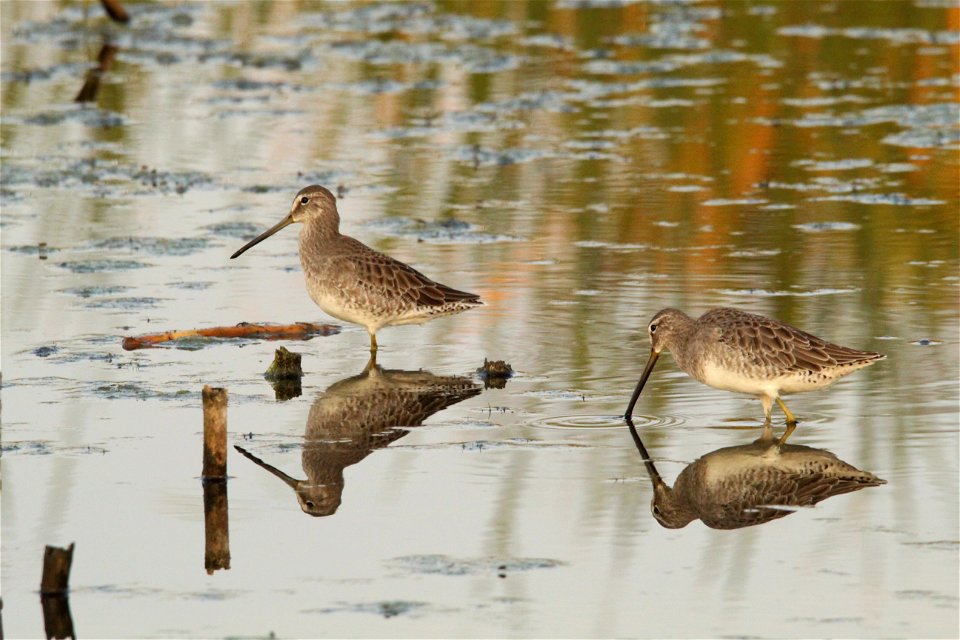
{"left": 40, "top": 544, "right": 76, "bottom": 639}
{"left": 40, "top": 544, "right": 75, "bottom": 595}
{"left": 202, "top": 386, "right": 228, "bottom": 480}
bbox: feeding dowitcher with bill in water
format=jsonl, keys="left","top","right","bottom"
{"left": 231, "top": 185, "right": 482, "bottom": 353}
{"left": 624, "top": 308, "right": 885, "bottom": 424}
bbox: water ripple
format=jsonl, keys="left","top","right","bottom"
{"left": 529, "top": 414, "right": 684, "bottom": 430}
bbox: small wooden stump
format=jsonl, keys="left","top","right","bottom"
{"left": 476, "top": 358, "right": 514, "bottom": 389}
{"left": 40, "top": 544, "right": 74, "bottom": 595}
{"left": 264, "top": 346, "right": 303, "bottom": 380}
{"left": 40, "top": 543, "right": 76, "bottom": 640}
{"left": 264, "top": 346, "right": 304, "bottom": 401}
{"left": 202, "top": 386, "right": 227, "bottom": 480}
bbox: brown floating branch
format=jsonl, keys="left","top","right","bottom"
{"left": 202, "top": 386, "right": 228, "bottom": 480}
{"left": 122, "top": 321, "right": 339, "bottom": 351}
{"left": 40, "top": 544, "right": 75, "bottom": 596}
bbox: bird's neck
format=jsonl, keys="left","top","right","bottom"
{"left": 299, "top": 216, "right": 341, "bottom": 251}
{"left": 666, "top": 316, "right": 698, "bottom": 368}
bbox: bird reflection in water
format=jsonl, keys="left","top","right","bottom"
{"left": 235, "top": 357, "right": 481, "bottom": 517}
{"left": 626, "top": 419, "right": 885, "bottom": 529}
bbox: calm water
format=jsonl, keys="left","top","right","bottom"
{"left": 2, "top": 1, "right": 958, "bottom": 637}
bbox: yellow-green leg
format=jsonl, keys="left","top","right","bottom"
{"left": 777, "top": 421, "right": 797, "bottom": 446}
{"left": 775, "top": 397, "right": 797, "bottom": 425}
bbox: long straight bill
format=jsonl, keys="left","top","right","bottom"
{"left": 230, "top": 214, "right": 294, "bottom": 259}
{"left": 624, "top": 349, "right": 659, "bottom": 420}
{"left": 234, "top": 446, "right": 299, "bottom": 489}
{"left": 625, "top": 415, "right": 664, "bottom": 489}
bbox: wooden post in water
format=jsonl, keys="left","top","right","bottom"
{"left": 201, "top": 386, "right": 230, "bottom": 573}
{"left": 201, "top": 386, "right": 227, "bottom": 479}
{"left": 40, "top": 544, "right": 74, "bottom": 595}
{"left": 40, "top": 544, "right": 76, "bottom": 640}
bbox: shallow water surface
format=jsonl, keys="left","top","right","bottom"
{"left": 2, "top": 1, "right": 958, "bottom": 638}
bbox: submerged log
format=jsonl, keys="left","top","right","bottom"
{"left": 122, "top": 322, "right": 339, "bottom": 351}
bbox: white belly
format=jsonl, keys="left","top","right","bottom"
{"left": 698, "top": 360, "right": 837, "bottom": 398}
{"left": 308, "top": 287, "right": 382, "bottom": 332}
{"left": 699, "top": 360, "right": 780, "bottom": 398}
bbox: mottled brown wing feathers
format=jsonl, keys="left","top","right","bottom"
{"left": 342, "top": 240, "right": 480, "bottom": 307}
{"left": 709, "top": 308, "right": 882, "bottom": 373}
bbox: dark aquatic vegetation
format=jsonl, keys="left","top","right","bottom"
{"left": 389, "top": 554, "right": 562, "bottom": 576}
{"left": 56, "top": 259, "right": 149, "bottom": 273}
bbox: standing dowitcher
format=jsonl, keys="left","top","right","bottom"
{"left": 231, "top": 185, "right": 483, "bottom": 352}
{"left": 624, "top": 308, "right": 885, "bottom": 424}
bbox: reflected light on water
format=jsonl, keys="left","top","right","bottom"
{"left": 1, "top": 0, "right": 957, "bottom": 637}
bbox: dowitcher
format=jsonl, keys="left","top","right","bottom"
{"left": 624, "top": 308, "right": 885, "bottom": 424}
{"left": 235, "top": 357, "right": 480, "bottom": 516}
{"left": 626, "top": 419, "right": 885, "bottom": 529}
{"left": 231, "top": 185, "right": 482, "bottom": 352}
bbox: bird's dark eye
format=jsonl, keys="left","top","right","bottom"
{"left": 300, "top": 196, "right": 309, "bottom": 205}
{"left": 650, "top": 323, "right": 658, "bottom": 333}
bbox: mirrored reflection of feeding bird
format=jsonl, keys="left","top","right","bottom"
{"left": 231, "top": 185, "right": 483, "bottom": 353}
{"left": 624, "top": 308, "right": 885, "bottom": 425}
{"left": 235, "top": 357, "right": 481, "bottom": 517}
{"left": 626, "top": 419, "right": 886, "bottom": 530}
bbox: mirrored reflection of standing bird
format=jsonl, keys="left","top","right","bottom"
{"left": 625, "top": 308, "right": 885, "bottom": 424}
{"left": 236, "top": 357, "right": 481, "bottom": 517}
{"left": 626, "top": 419, "right": 886, "bottom": 530}
{"left": 231, "top": 185, "right": 482, "bottom": 353}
